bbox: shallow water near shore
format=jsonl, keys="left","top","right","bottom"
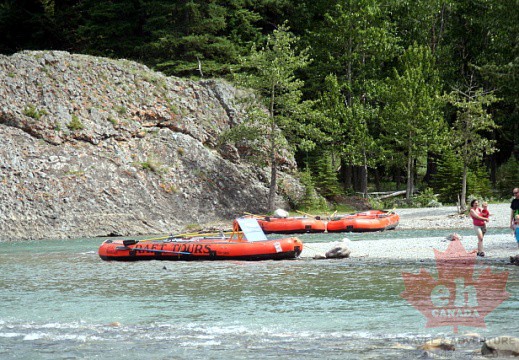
{"left": 1, "top": 229, "right": 518, "bottom": 359}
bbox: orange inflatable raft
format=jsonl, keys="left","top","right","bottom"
{"left": 326, "top": 210, "right": 399, "bottom": 232}
{"left": 255, "top": 216, "right": 326, "bottom": 234}
{"left": 99, "top": 218, "right": 303, "bottom": 261}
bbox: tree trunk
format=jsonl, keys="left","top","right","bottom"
{"left": 423, "top": 151, "right": 438, "bottom": 185}
{"left": 342, "top": 161, "right": 352, "bottom": 190}
{"left": 406, "top": 152, "right": 414, "bottom": 200}
{"left": 395, "top": 167, "right": 401, "bottom": 190}
{"left": 373, "top": 168, "right": 381, "bottom": 192}
{"left": 269, "top": 161, "right": 277, "bottom": 212}
{"left": 361, "top": 149, "right": 368, "bottom": 196}
{"left": 268, "top": 85, "right": 276, "bottom": 212}
{"left": 460, "top": 164, "right": 468, "bottom": 212}
{"left": 268, "top": 117, "right": 276, "bottom": 212}
{"left": 354, "top": 166, "right": 362, "bottom": 192}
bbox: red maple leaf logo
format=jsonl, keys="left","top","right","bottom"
{"left": 401, "top": 240, "right": 509, "bottom": 333}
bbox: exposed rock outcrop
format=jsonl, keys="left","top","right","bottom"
{"left": 0, "top": 51, "right": 304, "bottom": 240}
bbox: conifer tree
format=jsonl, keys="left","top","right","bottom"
{"left": 230, "top": 23, "right": 313, "bottom": 211}
{"left": 431, "top": 149, "right": 463, "bottom": 204}
{"left": 445, "top": 86, "right": 499, "bottom": 211}
{"left": 298, "top": 166, "right": 320, "bottom": 210}
{"left": 381, "top": 44, "right": 445, "bottom": 201}
{"left": 313, "top": 154, "right": 341, "bottom": 198}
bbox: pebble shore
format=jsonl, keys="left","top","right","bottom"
{"left": 301, "top": 203, "right": 519, "bottom": 261}
{"left": 396, "top": 203, "right": 511, "bottom": 230}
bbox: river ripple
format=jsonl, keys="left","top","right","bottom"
{"left": 1, "top": 231, "right": 517, "bottom": 359}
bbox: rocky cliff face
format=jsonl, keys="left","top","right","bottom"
{"left": 0, "top": 51, "right": 303, "bottom": 240}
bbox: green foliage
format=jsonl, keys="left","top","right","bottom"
{"left": 296, "top": 166, "right": 321, "bottom": 210}
{"left": 495, "top": 157, "right": 519, "bottom": 197}
{"left": 231, "top": 23, "right": 314, "bottom": 210}
{"left": 445, "top": 86, "right": 499, "bottom": 208}
{"left": 136, "top": 156, "right": 165, "bottom": 173}
{"left": 305, "top": 0, "right": 401, "bottom": 98}
{"left": 446, "top": 88, "right": 499, "bottom": 167}
{"left": 23, "top": 105, "right": 47, "bottom": 120}
{"left": 432, "top": 148, "right": 494, "bottom": 205}
{"left": 115, "top": 105, "right": 127, "bottom": 115}
{"left": 0, "top": 0, "right": 55, "bottom": 53}
{"left": 235, "top": 22, "right": 311, "bottom": 124}
{"left": 107, "top": 117, "right": 117, "bottom": 126}
{"left": 74, "top": 0, "right": 148, "bottom": 59}
{"left": 431, "top": 149, "right": 463, "bottom": 203}
{"left": 412, "top": 187, "right": 441, "bottom": 207}
{"left": 144, "top": 0, "right": 264, "bottom": 77}
{"left": 367, "top": 197, "right": 384, "bottom": 210}
{"left": 219, "top": 102, "right": 272, "bottom": 167}
{"left": 67, "top": 115, "right": 84, "bottom": 131}
{"left": 315, "top": 74, "right": 382, "bottom": 195}
{"left": 381, "top": 43, "right": 445, "bottom": 199}
{"left": 2, "top": 0, "right": 517, "bottom": 208}
{"left": 313, "top": 154, "right": 342, "bottom": 198}
{"left": 466, "top": 166, "right": 493, "bottom": 200}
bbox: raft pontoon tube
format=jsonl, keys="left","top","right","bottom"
{"left": 99, "top": 218, "right": 303, "bottom": 261}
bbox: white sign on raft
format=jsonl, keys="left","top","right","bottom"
{"left": 236, "top": 218, "right": 268, "bottom": 242}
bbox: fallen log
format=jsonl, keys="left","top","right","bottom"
{"left": 377, "top": 190, "right": 407, "bottom": 200}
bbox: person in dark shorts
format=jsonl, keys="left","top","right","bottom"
{"left": 510, "top": 188, "right": 519, "bottom": 231}
{"left": 470, "top": 199, "right": 489, "bottom": 257}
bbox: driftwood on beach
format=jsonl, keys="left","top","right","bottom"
{"left": 355, "top": 190, "right": 408, "bottom": 199}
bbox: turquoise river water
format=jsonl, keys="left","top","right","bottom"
{"left": 1, "top": 228, "right": 518, "bottom": 359}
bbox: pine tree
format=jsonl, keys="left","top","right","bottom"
{"left": 297, "top": 166, "right": 320, "bottom": 210}
{"left": 431, "top": 149, "right": 463, "bottom": 204}
{"left": 232, "top": 23, "right": 312, "bottom": 211}
{"left": 381, "top": 44, "right": 445, "bottom": 200}
{"left": 313, "top": 154, "right": 341, "bottom": 198}
{"left": 446, "top": 86, "right": 499, "bottom": 211}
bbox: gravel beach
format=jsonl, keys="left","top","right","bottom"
{"left": 396, "top": 203, "right": 511, "bottom": 230}
{"left": 300, "top": 203, "right": 519, "bottom": 261}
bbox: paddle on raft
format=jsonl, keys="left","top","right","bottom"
{"left": 296, "top": 210, "right": 322, "bottom": 219}
{"left": 121, "top": 231, "right": 242, "bottom": 246}
{"left": 243, "top": 211, "right": 267, "bottom": 218}
{"left": 168, "top": 231, "right": 239, "bottom": 238}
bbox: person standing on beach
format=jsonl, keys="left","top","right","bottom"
{"left": 481, "top": 201, "right": 490, "bottom": 234}
{"left": 470, "top": 199, "right": 489, "bottom": 257}
{"left": 513, "top": 214, "right": 519, "bottom": 250}
{"left": 510, "top": 188, "right": 519, "bottom": 231}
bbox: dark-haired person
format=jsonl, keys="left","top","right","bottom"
{"left": 470, "top": 199, "right": 489, "bottom": 257}
{"left": 510, "top": 188, "right": 519, "bottom": 232}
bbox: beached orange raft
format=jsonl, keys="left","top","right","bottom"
{"left": 99, "top": 218, "right": 303, "bottom": 261}
{"left": 326, "top": 210, "right": 399, "bottom": 232}
{"left": 255, "top": 216, "right": 326, "bottom": 234}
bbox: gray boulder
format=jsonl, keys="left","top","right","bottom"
{"left": 325, "top": 245, "right": 351, "bottom": 259}
{"left": 417, "top": 338, "right": 455, "bottom": 352}
{"left": 481, "top": 336, "right": 519, "bottom": 357}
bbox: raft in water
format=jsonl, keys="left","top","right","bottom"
{"left": 326, "top": 210, "right": 399, "bottom": 232}
{"left": 98, "top": 218, "right": 303, "bottom": 261}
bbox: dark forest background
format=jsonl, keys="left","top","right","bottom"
{"left": 1, "top": 0, "right": 518, "bottom": 208}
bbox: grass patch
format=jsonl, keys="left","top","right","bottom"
{"left": 115, "top": 105, "right": 127, "bottom": 115}
{"left": 67, "top": 115, "right": 84, "bottom": 131}
{"left": 134, "top": 156, "right": 166, "bottom": 174}
{"left": 23, "top": 105, "right": 48, "bottom": 120}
